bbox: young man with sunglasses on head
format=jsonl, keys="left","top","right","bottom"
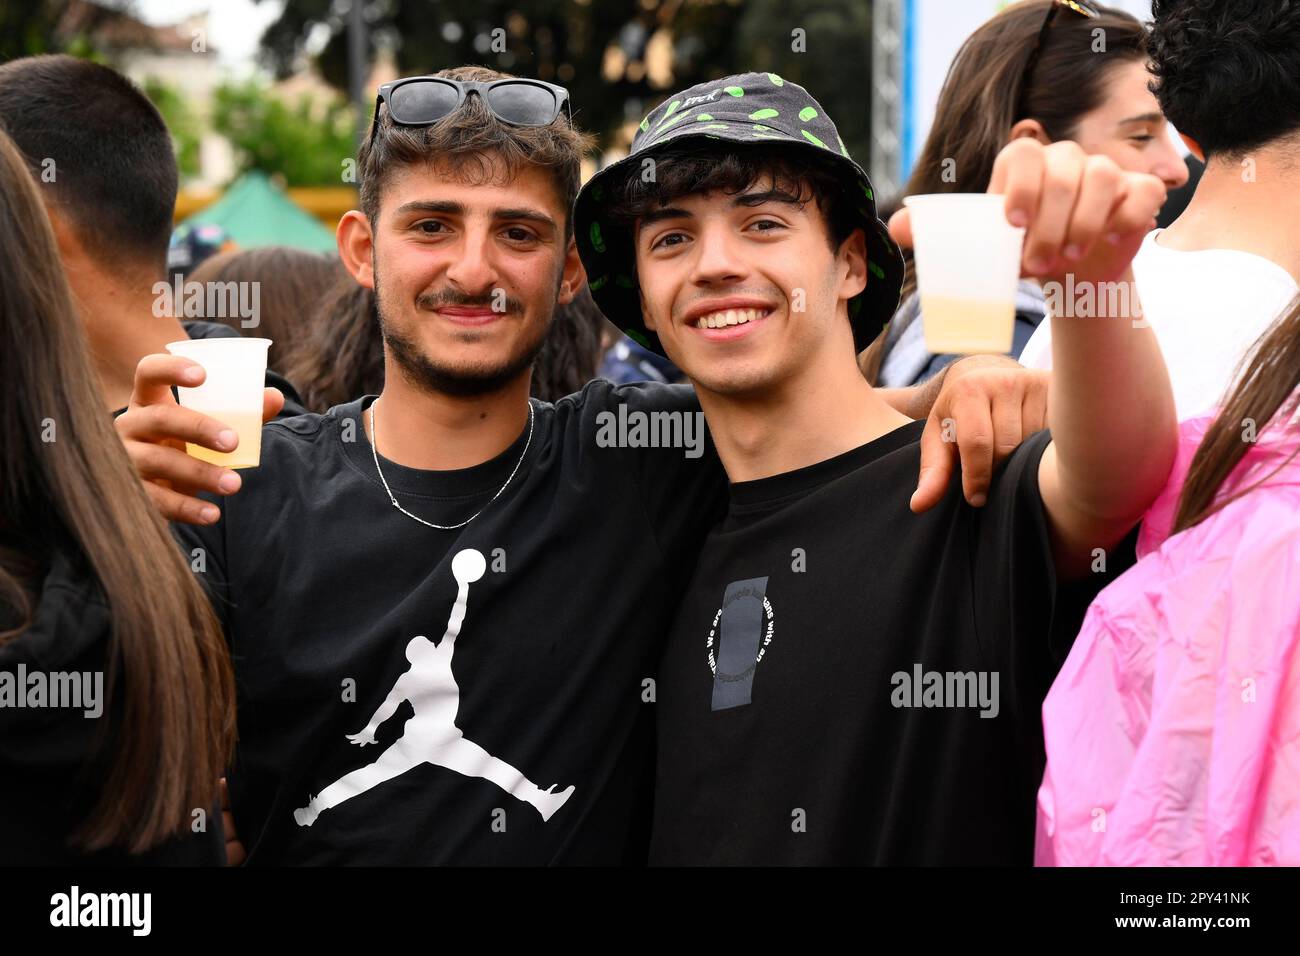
{"left": 118, "top": 66, "right": 1053, "bottom": 865}
{"left": 576, "top": 72, "right": 1176, "bottom": 864}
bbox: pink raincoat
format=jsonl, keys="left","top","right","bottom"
{"left": 1036, "top": 405, "right": 1300, "bottom": 866}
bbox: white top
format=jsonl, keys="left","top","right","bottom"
{"left": 1017, "top": 230, "right": 1299, "bottom": 420}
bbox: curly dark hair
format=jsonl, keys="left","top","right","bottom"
{"left": 1148, "top": 0, "right": 1300, "bottom": 158}
{"left": 282, "top": 276, "right": 384, "bottom": 413}
{"left": 531, "top": 286, "right": 604, "bottom": 403}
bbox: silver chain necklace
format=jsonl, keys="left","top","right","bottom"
{"left": 368, "top": 398, "right": 535, "bottom": 530}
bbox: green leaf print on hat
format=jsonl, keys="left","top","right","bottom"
{"left": 639, "top": 117, "right": 649, "bottom": 133}
{"left": 766, "top": 73, "right": 784, "bottom": 86}
{"left": 589, "top": 275, "right": 608, "bottom": 292}
{"left": 749, "top": 108, "right": 779, "bottom": 121}
{"left": 590, "top": 222, "right": 606, "bottom": 254}
{"left": 798, "top": 106, "right": 818, "bottom": 122}
{"left": 724, "top": 86, "right": 744, "bottom": 97}
{"left": 696, "top": 114, "right": 714, "bottom": 121}
{"left": 657, "top": 110, "right": 694, "bottom": 133}
{"left": 800, "top": 128, "right": 829, "bottom": 149}
{"left": 654, "top": 100, "right": 682, "bottom": 129}
{"left": 868, "top": 261, "right": 886, "bottom": 280}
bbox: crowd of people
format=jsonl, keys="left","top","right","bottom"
{"left": 1, "top": 0, "right": 1297, "bottom": 868}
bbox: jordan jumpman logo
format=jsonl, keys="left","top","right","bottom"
{"left": 294, "top": 549, "right": 575, "bottom": 827}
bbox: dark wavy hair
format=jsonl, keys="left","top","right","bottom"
{"left": 532, "top": 286, "right": 604, "bottom": 402}
{"left": 1148, "top": 0, "right": 1300, "bottom": 158}
{"left": 282, "top": 276, "right": 385, "bottom": 413}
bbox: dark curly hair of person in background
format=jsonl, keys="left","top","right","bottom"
{"left": 1148, "top": 0, "right": 1300, "bottom": 158}
{"left": 530, "top": 285, "right": 604, "bottom": 403}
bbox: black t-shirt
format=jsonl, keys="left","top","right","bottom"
{"left": 649, "top": 421, "right": 1135, "bottom": 866}
{"left": 179, "top": 380, "right": 726, "bottom": 864}
{"left": 0, "top": 537, "right": 224, "bottom": 866}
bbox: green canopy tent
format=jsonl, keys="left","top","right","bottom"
{"left": 179, "top": 171, "right": 338, "bottom": 253}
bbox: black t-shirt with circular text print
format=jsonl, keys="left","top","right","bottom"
{"left": 178, "top": 380, "right": 725, "bottom": 864}
{"left": 649, "top": 421, "right": 1136, "bottom": 865}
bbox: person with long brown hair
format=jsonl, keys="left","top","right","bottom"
{"left": 1018, "top": 0, "right": 1300, "bottom": 421}
{"left": 1037, "top": 293, "right": 1300, "bottom": 865}
{"left": 530, "top": 285, "right": 604, "bottom": 402}
{"left": 867, "top": 0, "right": 1189, "bottom": 387}
{"left": 281, "top": 277, "right": 385, "bottom": 413}
{"left": 0, "top": 127, "right": 236, "bottom": 864}
{"left": 186, "top": 246, "right": 347, "bottom": 374}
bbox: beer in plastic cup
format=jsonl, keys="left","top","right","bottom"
{"left": 164, "top": 337, "right": 271, "bottom": 469}
{"left": 902, "top": 193, "right": 1026, "bottom": 354}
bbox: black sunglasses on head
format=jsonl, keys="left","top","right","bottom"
{"left": 368, "top": 76, "right": 573, "bottom": 143}
{"left": 1016, "top": 0, "right": 1102, "bottom": 119}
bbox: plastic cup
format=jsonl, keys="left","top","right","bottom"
{"left": 164, "top": 338, "right": 271, "bottom": 469}
{"left": 902, "top": 193, "right": 1026, "bottom": 354}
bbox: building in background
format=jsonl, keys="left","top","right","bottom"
{"left": 54, "top": 1, "right": 236, "bottom": 187}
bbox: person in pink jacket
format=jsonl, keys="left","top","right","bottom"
{"left": 1037, "top": 293, "right": 1300, "bottom": 865}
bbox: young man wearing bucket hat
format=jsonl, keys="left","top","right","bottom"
{"left": 576, "top": 71, "right": 1177, "bottom": 864}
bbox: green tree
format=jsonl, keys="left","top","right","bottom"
{"left": 142, "top": 77, "right": 202, "bottom": 181}
{"left": 253, "top": 0, "right": 873, "bottom": 156}
{"left": 735, "top": 0, "right": 873, "bottom": 163}
{"left": 212, "top": 80, "right": 356, "bottom": 186}
{"left": 255, "top": 0, "right": 747, "bottom": 151}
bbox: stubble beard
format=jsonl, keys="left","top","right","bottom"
{"left": 374, "top": 267, "right": 552, "bottom": 398}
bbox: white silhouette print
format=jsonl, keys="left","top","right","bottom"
{"left": 294, "top": 548, "right": 575, "bottom": 827}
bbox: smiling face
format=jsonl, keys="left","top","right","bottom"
{"left": 1069, "top": 60, "right": 1190, "bottom": 191}
{"left": 340, "top": 154, "right": 583, "bottom": 397}
{"left": 633, "top": 177, "right": 867, "bottom": 398}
